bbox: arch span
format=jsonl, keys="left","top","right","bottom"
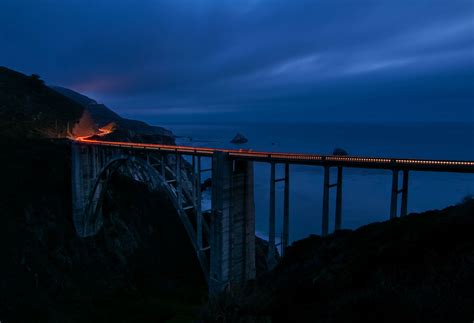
{"left": 71, "top": 142, "right": 257, "bottom": 293}
{"left": 72, "top": 144, "right": 210, "bottom": 281}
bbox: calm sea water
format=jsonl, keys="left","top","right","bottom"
{"left": 152, "top": 122, "right": 474, "bottom": 242}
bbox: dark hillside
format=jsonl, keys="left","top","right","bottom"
{"left": 0, "top": 67, "right": 84, "bottom": 138}
{"left": 202, "top": 199, "right": 474, "bottom": 322}
{"left": 52, "top": 86, "right": 174, "bottom": 144}
{"left": 0, "top": 66, "right": 201, "bottom": 321}
{"left": 0, "top": 138, "right": 206, "bottom": 322}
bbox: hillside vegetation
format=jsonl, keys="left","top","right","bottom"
{"left": 202, "top": 199, "right": 474, "bottom": 323}
{"left": 52, "top": 86, "right": 174, "bottom": 144}
{"left": 0, "top": 67, "right": 84, "bottom": 138}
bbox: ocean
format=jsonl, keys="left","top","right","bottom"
{"left": 150, "top": 122, "right": 474, "bottom": 242}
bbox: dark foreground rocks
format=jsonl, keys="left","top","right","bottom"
{"left": 199, "top": 198, "right": 474, "bottom": 322}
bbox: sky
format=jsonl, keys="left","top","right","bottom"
{"left": 1, "top": 0, "right": 473, "bottom": 123}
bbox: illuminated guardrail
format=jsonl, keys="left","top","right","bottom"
{"left": 76, "top": 139, "right": 474, "bottom": 171}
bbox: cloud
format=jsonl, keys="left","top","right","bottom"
{"left": 0, "top": 0, "right": 473, "bottom": 122}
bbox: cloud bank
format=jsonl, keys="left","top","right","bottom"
{"left": 1, "top": 0, "right": 473, "bottom": 122}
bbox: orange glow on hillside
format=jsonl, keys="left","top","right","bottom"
{"left": 73, "top": 125, "right": 114, "bottom": 141}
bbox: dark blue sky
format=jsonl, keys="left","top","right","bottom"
{"left": 1, "top": 0, "right": 473, "bottom": 123}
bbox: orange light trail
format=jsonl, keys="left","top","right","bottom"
{"left": 74, "top": 137, "right": 474, "bottom": 171}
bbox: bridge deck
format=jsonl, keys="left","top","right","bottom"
{"left": 75, "top": 139, "right": 474, "bottom": 173}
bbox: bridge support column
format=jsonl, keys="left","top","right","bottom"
{"left": 390, "top": 169, "right": 399, "bottom": 219}
{"left": 176, "top": 154, "right": 182, "bottom": 207}
{"left": 401, "top": 170, "right": 409, "bottom": 217}
{"left": 161, "top": 154, "right": 166, "bottom": 178}
{"left": 390, "top": 169, "right": 410, "bottom": 218}
{"left": 232, "top": 159, "right": 256, "bottom": 284}
{"left": 268, "top": 163, "right": 276, "bottom": 264}
{"left": 210, "top": 152, "right": 256, "bottom": 294}
{"left": 322, "top": 166, "right": 330, "bottom": 236}
{"left": 72, "top": 143, "right": 113, "bottom": 237}
{"left": 196, "top": 157, "right": 203, "bottom": 250}
{"left": 282, "top": 163, "right": 290, "bottom": 255}
{"left": 335, "top": 166, "right": 343, "bottom": 231}
{"left": 322, "top": 165, "right": 344, "bottom": 236}
{"left": 210, "top": 152, "right": 232, "bottom": 293}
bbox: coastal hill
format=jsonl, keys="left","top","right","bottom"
{"left": 0, "top": 66, "right": 84, "bottom": 138}
{"left": 0, "top": 66, "right": 203, "bottom": 321}
{"left": 52, "top": 86, "right": 174, "bottom": 144}
{"left": 203, "top": 198, "right": 474, "bottom": 322}
{"left": 0, "top": 66, "right": 174, "bottom": 143}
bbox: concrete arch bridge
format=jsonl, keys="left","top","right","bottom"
{"left": 72, "top": 139, "right": 474, "bottom": 293}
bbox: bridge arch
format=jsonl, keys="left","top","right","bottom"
{"left": 72, "top": 142, "right": 257, "bottom": 292}
{"left": 72, "top": 145, "right": 210, "bottom": 281}
{"left": 83, "top": 156, "right": 163, "bottom": 237}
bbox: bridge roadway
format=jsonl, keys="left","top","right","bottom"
{"left": 73, "top": 138, "right": 474, "bottom": 293}
{"left": 77, "top": 138, "right": 474, "bottom": 173}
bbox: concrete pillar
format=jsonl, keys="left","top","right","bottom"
{"left": 196, "top": 156, "right": 203, "bottom": 250}
{"left": 335, "top": 166, "right": 343, "bottom": 231}
{"left": 161, "top": 154, "right": 166, "bottom": 178}
{"left": 176, "top": 154, "right": 182, "bottom": 207}
{"left": 268, "top": 163, "right": 276, "bottom": 260}
{"left": 390, "top": 169, "right": 399, "bottom": 219}
{"left": 71, "top": 143, "right": 104, "bottom": 237}
{"left": 192, "top": 155, "right": 197, "bottom": 205}
{"left": 322, "top": 166, "right": 330, "bottom": 236}
{"left": 401, "top": 170, "right": 409, "bottom": 217}
{"left": 231, "top": 160, "right": 256, "bottom": 284}
{"left": 210, "top": 152, "right": 256, "bottom": 293}
{"left": 210, "top": 151, "right": 233, "bottom": 293}
{"left": 72, "top": 142, "right": 86, "bottom": 236}
{"left": 282, "top": 163, "right": 290, "bottom": 254}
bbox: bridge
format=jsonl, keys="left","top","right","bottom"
{"left": 71, "top": 138, "right": 474, "bottom": 293}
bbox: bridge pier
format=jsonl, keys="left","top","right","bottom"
{"left": 335, "top": 166, "right": 343, "bottom": 231}
{"left": 322, "top": 166, "right": 330, "bottom": 236}
{"left": 195, "top": 156, "right": 203, "bottom": 250}
{"left": 282, "top": 163, "right": 290, "bottom": 254}
{"left": 322, "top": 166, "right": 344, "bottom": 236}
{"left": 176, "top": 153, "right": 182, "bottom": 207}
{"left": 390, "top": 170, "right": 399, "bottom": 219}
{"left": 268, "top": 163, "right": 290, "bottom": 258}
{"left": 209, "top": 152, "right": 256, "bottom": 294}
{"left": 401, "top": 170, "right": 409, "bottom": 217}
{"left": 268, "top": 162, "right": 276, "bottom": 265}
{"left": 390, "top": 169, "right": 409, "bottom": 218}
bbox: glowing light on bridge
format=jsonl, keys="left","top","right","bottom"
{"left": 74, "top": 137, "right": 474, "bottom": 171}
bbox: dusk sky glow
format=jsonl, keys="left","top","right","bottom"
{"left": 1, "top": 0, "right": 473, "bottom": 123}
